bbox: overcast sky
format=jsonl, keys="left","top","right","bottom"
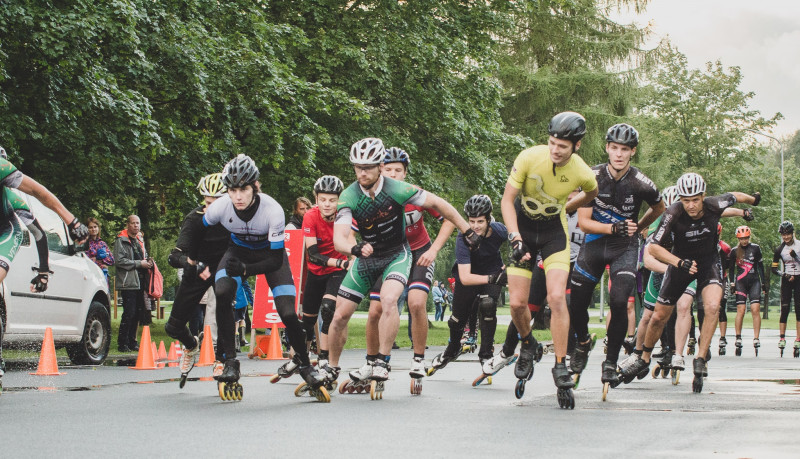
{"left": 613, "top": 0, "right": 800, "bottom": 139}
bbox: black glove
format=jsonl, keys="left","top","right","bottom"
{"left": 350, "top": 241, "right": 367, "bottom": 257}
{"left": 336, "top": 258, "right": 351, "bottom": 270}
{"left": 677, "top": 258, "right": 695, "bottom": 273}
{"left": 69, "top": 218, "right": 89, "bottom": 242}
{"left": 790, "top": 250, "right": 797, "bottom": 259}
{"left": 487, "top": 269, "right": 508, "bottom": 286}
{"left": 225, "top": 257, "right": 246, "bottom": 277}
{"left": 743, "top": 208, "right": 754, "bottom": 221}
{"left": 463, "top": 229, "right": 482, "bottom": 252}
{"left": 510, "top": 239, "right": 529, "bottom": 263}
{"left": 195, "top": 261, "right": 207, "bottom": 277}
{"left": 30, "top": 269, "right": 53, "bottom": 293}
{"left": 752, "top": 192, "right": 761, "bottom": 206}
{"left": 610, "top": 221, "right": 628, "bottom": 236}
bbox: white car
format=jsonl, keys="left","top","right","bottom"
{"left": 1, "top": 192, "right": 111, "bottom": 365}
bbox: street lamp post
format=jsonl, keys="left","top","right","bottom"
{"left": 745, "top": 128, "right": 785, "bottom": 320}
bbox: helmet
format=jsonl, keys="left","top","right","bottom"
{"left": 735, "top": 226, "right": 751, "bottom": 238}
{"left": 313, "top": 175, "right": 344, "bottom": 195}
{"left": 384, "top": 147, "right": 410, "bottom": 167}
{"left": 717, "top": 222, "right": 722, "bottom": 236}
{"left": 661, "top": 185, "right": 680, "bottom": 207}
{"left": 197, "top": 173, "right": 227, "bottom": 197}
{"left": 464, "top": 194, "right": 493, "bottom": 218}
{"left": 0, "top": 146, "right": 6, "bottom": 160}
{"left": 779, "top": 221, "right": 794, "bottom": 235}
{"left": 605, "top": 123, "right": 639, "bottom": 147}
{"left": 222, "top": 154, "right": 260, "bottom": 188}
{"left": 676, "top": 172, "right": 706, "bottom": 197}
{"left": 548, "top": 112, "right": 587, "bottom": 143}
{"left": 349, "top": 138, "right": 385, "bottom": 165}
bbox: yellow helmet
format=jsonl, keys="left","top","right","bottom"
{"left": 197, "top": 173, "right": 227, "bottom": 197}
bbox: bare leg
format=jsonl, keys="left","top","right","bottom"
{"left": 366, "top": 299, "right": 381, "bottom": 355}
{"left": 328, "top": 297, "right": 357, "bottom": 367}
{"left": 407, "top": 289, "right": 429, "bottom": 355}
{"left": 750, "top": 302, "right": 761, "bottom": 339}
{"left": 674, "top": 293, "right": 693, "bottom": 356}
{"left": 698, "top": 285, "right": 722, "bottom": 360}
{"left": 545, "top": 269, "right": 570, "bottom": 359}
{"left": 378, "top": 280, "right": 404, "bottom": 355}
{"left": 642, "top": 303, "right": 675, "bottom": 363}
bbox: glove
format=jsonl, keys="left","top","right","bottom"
{"left": 677, "top": 258, "right": 695, "bottom": 273}
{"left": 790, "top": 250, "right": 797, "bottom": 259}
{"left": 510, "top": 239, "right": 529, "bottom": 263}
{"left": 335, "top": 258, "right": 350, "bottom": 270}
{"left": 743, "top": 208, "right": 754, "bottom": 221}
{"left": 195, "top": 261, "right": 207, "bottom": 277}
{"left": 729, "top": 284, "right": 736, "bottom": 295}
{"left": 69, "top": 218, "right": 89, "bottom": 241}
{"left": 225, "top": 257, "right": 246, "bottom": 277}
{"left": 610, "top": 221, "right": 628, "bottom": 236}
{"left": 350, "top": 241, "right": 367, "bottom": 257}
{"left": 463, "top": 229, "right": 482, "bottom": 252}
{"left": 30, "top": 269, "right": 53, "bottom": 293}
{"left": 96, "top": 247, "right": 108, "bottom": 259}
{"left": 752, "top": 192, "right": 761, "bottom": 206}
{"left": 487, "top": 269, "right": 508, "bottom": 286}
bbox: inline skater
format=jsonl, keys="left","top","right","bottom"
{"left": 567, "top": 123, "right": 664, "bottom": 400}
{"left": 501, "top": 112, "right": 599, "bottom": 408}
{"left": 772, "top": 221, "right": 800, "bottom": 357}
{"left": 729, "top": 226, "right": 766, "bottom": 356}
{"left": 194, "top": 154, "right": 326, "bottom": 401}
{"left": 619, "top": 172, "right": 759, "bottom": 393}
{"left": 293, "top": 175, "right": 350, "bottom": 386}
{"left": 425, "top": 195, "right": 508, "bottom": 384}
{"left": 0, "top": 146, "right": 89, "bottom": 393}
{"left": 325, "top": 138, "right": 479, "bottom": 400}
{"left": 351, "top": 148, "right": 455, "bottom": 395}
{"left": 165, "top": 173, "right": 231, "bottom": 387}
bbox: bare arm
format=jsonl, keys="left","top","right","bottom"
{"left": 501, "top": 183, "right": 521, "bottom": 236}
{"left": 565, "top": 188, "right": 598, "bottom": 214}
{"left": 16, "top": 176, "right": 75, "bottom": 225}
{"left": 457, "top": 264, "right": 491, "bottom": 286}
{"left": 648, "top": 243, "right": 697, "bottom": 274}
{"left": 721, "top": 207, "right": 744, "bottom": 218}
{"left": 638, "top": 201, "right": 665, "bottom": 232}
{"left": 730, "top": 192, "right": 756, "bottom": 205}
{"left": 417, "top": 220, "right": 455, "bottom": 267}
{"left": 643, "top": 242, "right": 669, "bottom": 274}
{"left": 423, "top": 193, "right": 469, "bottom": 234}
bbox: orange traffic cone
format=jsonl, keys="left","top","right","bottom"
{"left": 175, "top": 340, "right": 183, "bottom": 359}
{"left": 265, "top": 324, "right": 285, "bottom": 360}
{"left": 131, "top": 326, "right": 158, "bottom": 370}
{"left": 196, "top": 324, "right": 215, "bottom": 367}
{"left": 30, "top": 327, "right": 65, "bottom": 375}
{"left": 157, "top": 341, "right": 167, "bottom": 361}
{"left": 167, "top": 341, "right": 178, "bottom": 367}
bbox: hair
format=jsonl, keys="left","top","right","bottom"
{"left": 87, "top": 217, "right": 101, "bottom": 240}
{"left": 294, "top": 197, "right": 312, "bottom": 213}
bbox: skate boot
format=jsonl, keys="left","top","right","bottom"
{"left": 369, "top": 360, "right": 389, "bottom": 400}
{"left": 652, "top": 348, "right": 673, "bottom": 379}
{"left": 602, "top": 336, "right": 608, "bottom": 354}
{"left": 212, "top": 360, "right": 223, "bottom": 380}
{"left": 719, "top": 336, "right": 727, "bottom": 356}
{"left": 339, "top": 360, "right": 373, "bottom": 394}
{"left": 318, "top": 360, "right": 340, "bottom": 392}
{"left": 462, "top": 333, "right": 477, "bottom": 353}
{"left": 473, "top": 351, "right": 518, "bottom": 387}
{"left": 409, "top": 356, "right": 426, "bottom": 395}
{"left": 692, "top": 356, "right": 706, "bottom": 393}
{"left": 652, "top": 345, "right": 667, "bottom": 359}
{"left": 513, "top": 334, "right": 544, "bottom": 399}
{"left": 570, "top": 334, "right": 596, "bottom": 388}
{"left": 794, "top": 339, "right": 800, "bottom": 358}
{"left": 670, "top": 354, "right": 684, "bottom": 386}
{"left": 601, "top": 360, "right": 621, "bottom": 401}
{"left": 622, "top": 335, "right": 636, "bottom": 355}
{"left": 735, "top": 336, "right": 743, "bottom": 356}
{"left": 427, "top": 345, "right": 462, "bottom": 377}
{"left": 753, "top": 338, "right": 760, "bottom": 357}
{"left": 217, "top": 359, "right": 242, "bottom": 401}
{"left": 686, "top": 337, "right": 696, "bottom": 356}
{"left": 778, "top": 338, "right": 786, "bottom": 357}
{"left": 178, "top": 334, "right": 202, "bottom": 389}
{"left": 293, "top": 364, "right": 330, "bottom": 402}
{"left": 270, "top": 355, "right": 302, "bottom": 383}
{"left": 619, "top": 355, "right": 649, "bottom": 384}
{"left": 553, "top": 361, "right": 575, "bottom": 409}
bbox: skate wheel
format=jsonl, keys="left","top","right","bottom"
{"left": 218, "top": 382, "right": 226, "bottom": 400}
{"left": 235, "top": 384, "right": 243, "bottom": 401}
{"left": 426, "top": 367, "right": 436, "bottom": 377}
{"left": 327, "top": 381, "right": 338, "bottom": 393}
{"left": 661, "top": 367, "right": 669, "bottom": 379}
{"left": 692, "top": 376, "right": 703, "bottom": 393}
{"left": 294, "top": 383, "right": 307, "bottom": 397}
{"left": 179, "top": 375, "right": 187, "bottom": 389}
{"left": 557, "top": 389, "right": 575, "bottom": 409}
{"left": 339, "top": 380, "right": 349, "bottom": 394}
{"left": 572, "top": 373, "right": 581, "bottom": 389}
{"left": 355, "top": 384, "right": 364, "bottom": 394}
{"left": 535, "top": 344, "right": 544, "bottom": 362}
{"left": 720, "top": 348, "right": 726, "bottom": 356}
{"left": 486, "top": 376, "right": 492, "bottom": 385}
{"left": 755, "top": 349, "right": 758, "bottom": 357}
{"left": 735, "top": 348, "right": 742, "bottom": 356}
{"left": 515, "top": 379, "right": 525, "bottom": 399}
{"left": 602, "top": 382, "right": 609, "bottom": 402}
{"left": 472, "top": 375, "right": 485, "bottom": 387}
{"left": 316, "top": 386, "right": 331, "bottom": 403}
{"left": 410, "top": 378, "right": 422, "bottom": 395}
{"left": 270, "top": 374, "right": 282, "bottom": 384}
{"left": 651, "top": 365, "right": 660, "bottom": 379}
{"left": 672, "top": 370, "right": 680, "bottom": 386}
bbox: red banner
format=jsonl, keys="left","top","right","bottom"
{"left": 252, "top": 229, "right": 307, "bottom": 328}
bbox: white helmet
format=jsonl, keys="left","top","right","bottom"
{"left": 676, "top": 172, "right": 706, "bottom": 197}
{"left": 349, "top": 138, "right": 385, "bottom": 165}
{"left": 661, "top": 185, "right": 680, "bottom": 207}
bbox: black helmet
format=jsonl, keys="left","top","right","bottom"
{"left": 548, "top": 112, "right": 587, "bottom": 143}
{"left": 779, "top": 221, "right": 794, "bottom": 235}
{"left": 464, "top": 194, "right": 493, "bottom": 218}
{"left": 222, "top": 154, "right": 260, "bottom": 188}
{"left": 384, "top": 147, "right": 410, "bottom": 167}
{"left": 605, "top": 123, "right": 639, "bottom": 147}
{"left": 314, "top": 175, "right": 344, "bottom": 195}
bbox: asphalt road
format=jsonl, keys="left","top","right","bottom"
{"left": 1, "top": 328, "right": 798, "bottom": 458}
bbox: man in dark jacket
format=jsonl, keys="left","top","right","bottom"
{"left": 114, "top": 215, "right": 152, "bottom": 352}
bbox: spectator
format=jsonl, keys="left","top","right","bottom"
{"left": 86, "top": 217, "right": 114, "bottom": 286}
{"left": 432, "top": 280, "right": 444, "bottom": 321}
{"left": 285, "top": 197, "right": 311, "bottom": 229}
{"left": 113, "top": 215, "right": 153, "bottom": 352}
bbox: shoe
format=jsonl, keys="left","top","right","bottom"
{"left": 349, "top": 360, "right": 374, "bottom": 382}
{"left": 392, "top": 342, "right": 400, "bottom": 350}
{"left": 180, "top": 338, "right": 201, "bottom": 374}
{"left": 482, "top": 351, "right": 517, "bottom": 375}
{"left": 118, "top": 345, "right": 131, "bottom": 353}
{"left": 409, "top": 357, "right": 427, "bottom": 378}
{"left": 671, "top": 354, "right": 685, "bottom": 371}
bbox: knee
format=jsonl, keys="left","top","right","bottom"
{"left": 164, "top": 316, "right": 186, "bottom": 339}
{"left": 547, "top": 290, "right": 566, "bottom": 308}
{"left": 478, "top": 296, "right": 497, "bottom": 320}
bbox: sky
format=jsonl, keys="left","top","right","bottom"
{"left": 612, "top": 0, "right": 800, "bottom": 139}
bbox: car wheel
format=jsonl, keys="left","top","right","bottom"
{"left": 67, "top": 302, "right": 110, "bottom": 365}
